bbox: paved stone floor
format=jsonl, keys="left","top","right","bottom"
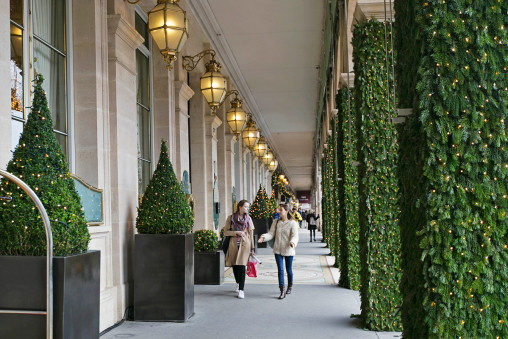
{"left": 102, "top": 228, "right": 402, "bottom": 339}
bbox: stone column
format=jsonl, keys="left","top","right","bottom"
{"left": 174, "top": 81, "right": 194, "bottom": 180}
{"left": 0, "top": 0, "right": 10, "bottom": 168}
{"left": 73, "top": 0, "right": 117, "bottom": 330}
{"left": 204, "top": 114, "right": 222, "bottom": 230}
{"left": 225, "top": 133, "right": 236, "bottom": 216}
{"left": 216, "top": 94, "right": 229, "bottom": 227}
{"left": 107, "top": 12, "right": 143, "bottom": 320}
{"left": 153, "top": 55, "right": 175, "bottom": 167}
{"left": 189, "top": 71, "right": 208, "bottom": 229}
{"left": 243, "top": 147, "right": 250, "bottom": 201}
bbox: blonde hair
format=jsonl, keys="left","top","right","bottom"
{"left": 309, "top": 209, "right": 314, "bottom": 214}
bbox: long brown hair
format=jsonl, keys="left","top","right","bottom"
{"left": 280, "top": 204, "right": 294, "bottom": 220}
{"left": 236, "top": 200, "right": 250, "bottom": 214}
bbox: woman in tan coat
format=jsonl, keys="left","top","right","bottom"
{"left": 258, "top": 203, "right": 299, "bottom": 299}
{"left": 223, "top": 200, "right": 255, "bottom": 299}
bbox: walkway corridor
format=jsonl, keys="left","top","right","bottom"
{"left": 102, "top": 229, "right": 401, "bottom": 339}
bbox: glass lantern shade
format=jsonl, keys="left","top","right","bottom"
{"left": 261, "top": 150, "right": 274, "bottom": 166}
{"left": 268, "top": 158, "right": 278, "bottom": 171}
{"left": 242, "top": 120, "right": 260, "bottom": 150}
{"left": 148, "top": 0, "right": 188, "bottom": 68}
{"left": 253, "top": 136, "right": 268, "bottom": 158}
{"left": 226, "top": 98, "right": 247, "bottom": 137}
{"left": 200, "top": 60, "right": 227, "bottom": 113}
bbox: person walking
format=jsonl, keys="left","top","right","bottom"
{"left": 292, "top": 207, "right": 302, "bottom": 228}
{"left": 223, "top": 200, "right": 256, "bottom": 299}
{"left": 258, "top": 204, "right": 299, "bottom": 299}
{"left": 306, "top": 209, "right": 320, "bottom": 242}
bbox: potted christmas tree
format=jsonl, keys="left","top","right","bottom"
{"left": 134, "top": 140, "right": 194, "bottom": 321}
{"left": 0, "top": 75, "right": 99, "bottom": 339}
{"left": 249, "top": 186, "right": 271, "bottom": 248}
{"left": 194, "top": 230, "right": 224, "bottom": 285}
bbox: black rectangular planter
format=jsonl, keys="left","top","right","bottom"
{"left": 134, "top": 234, "right": 194, "bottom": 322}
{"left": 253, "top": 218, "right": 271, "bottom": 248}
{"left": 0, "top": 250, "right": 101, "bottom": 339}
{"left": 194, "top": 251, "right": 224, "bottom": 285}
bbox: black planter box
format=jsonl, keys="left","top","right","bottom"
{"left": 0, "top": 250, "right": 101, "bottom": 339}
{"left": 194, "top": 251, "right": 224, "bottom": 285}
{"left": 253, "top": 218, "right": 271, "bottom": 248}
{"left": 134, "top": 234, "right": 194, "bottom": 322}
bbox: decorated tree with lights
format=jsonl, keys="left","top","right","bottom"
{"left": 136, "top": 140, "right": 193, "bottom": 234}
{"left": 395, "top": 1, "right": 508, "bottom": 338}
{"left": 353, "top": 19, "right": 402, "bottom": 331}
{"left": 249, "top": 186, "right": 270, "bottom": 219}
{"left": 0, "top": 75, "right": 90, "bottom": 256}
{"left": 269, "top": 190, "right": 277, "bottom": 213}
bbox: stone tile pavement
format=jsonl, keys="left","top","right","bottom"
{"left": 101, "top": 229, "right": 402, "bottom": 339}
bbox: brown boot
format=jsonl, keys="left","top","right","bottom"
{"left": 286, "top": 283, "right": 293, "bottom": 295}
{"left": 278, "top": 285, "right": 286, "bottom": 299}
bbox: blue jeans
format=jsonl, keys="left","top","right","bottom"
{"left": 274, "top": 254, "right": 294, "bottom": 286}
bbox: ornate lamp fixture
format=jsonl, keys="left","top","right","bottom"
{"left": 268, "top": 158, "right": 278, "bottom": 171}
{"left": 226, "top": 92, "right": 248, "bottom": 139}
{"left": 242, "top": 115, "right": 260, "bottom": 151}
{"left": 125, "top": 0, "right": 189, "bottom": 70}
{"left": 253, "top": 136, "right": 268, "bottom": 158}
{"left": 182, "top": 50, "right": 230, "bottom": 114}
{"left": 261, "top": 150, "right": 274, "bottom": 166}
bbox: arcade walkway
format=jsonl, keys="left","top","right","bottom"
{"left": 102, "top": 229, "right": 401, "bottom": 339}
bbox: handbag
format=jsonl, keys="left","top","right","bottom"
{"left": 222, "top": 216, "right": 234, "bottom": 255}
{"left": 267, "top": 220, "right": 279, "bottom": 249}
{"left": 247, "top": 257, "right": 258, "bottom": 278}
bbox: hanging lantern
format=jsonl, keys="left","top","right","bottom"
{"left": 148, "top": 0, "right": 189, "bottom": 70}
{"left": 200, "top": 59, "right": 227, "bottom": 114}
{"left": 253, "top": 136, "right": 268, "bottom": 158}
{"left": 242, "top": 117, "right": 260, "bottom": 150}
{"left": 226, "top": 97, "right": 247, "bottom": 139}
{"left": 262, "top": 150, "right": 274, "bottom": 166}
{"left": 268, "top": 158, "right": 278, "bottom": 171}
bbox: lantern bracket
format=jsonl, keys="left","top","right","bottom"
{"left": 124, "top": 0, "right": 180, "bottom": 5}
{"left": 182, "top": 49, "right": 217, "bottom": 71}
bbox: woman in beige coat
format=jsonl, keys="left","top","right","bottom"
{"left": 258, "top": 203, "right": 299, "bottom": 299}
{"left": 223, "top": 200, "right": 255, "bottom": 299}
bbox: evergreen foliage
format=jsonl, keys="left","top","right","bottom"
{"left": 194, "top": 229, "right": 219, "bottom": 252}
{"left": 0, "top": 75, "right": 90, "bottom": 256}
{"left": 249, "top": 186, "right": 270, "bottom": 219}
{"left": 395, "top": 1, "right": 508, "bottom": 337}
{"left": 337, "top": 88, "right": 361, "bottom": 290}
{"left": 269, "top": 190, "right": 277, "bottom": 213}
{"left": 321, "top": 147, "right": 332, "bottom": 246}
{"left": 136, "top": 140, "right": 193, "bottom": 234}
{"left": 331, "top": 120, "right": 340, "bottom": 261}
{"left": 353, "top": 19, "right": 402, "bottom": 331}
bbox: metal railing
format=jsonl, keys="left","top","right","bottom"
{"left": 0, "top": 169, "right": 53, "bottom": 339}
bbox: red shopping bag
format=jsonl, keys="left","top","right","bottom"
{"left": 247, "top": 260, "right": 257, "bottom": 278}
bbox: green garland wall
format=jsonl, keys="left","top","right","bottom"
{"left": 395, "top": 1, "right": 508, "bottom": 337}
{"left": 329, "top": 123, "right": 340, "bottom": 259}
{"left": 321, "top": 151, "right": 330, "bottom": 245}
{"left": 337, "top": 88, "right": 361, "bottom": 290}
{"left": 333, "top": 117, "right": 341, "bottom": 265}
{"left": 353, "top": 19, "right": 402, "bottom": 331}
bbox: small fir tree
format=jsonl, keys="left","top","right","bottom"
{"left": 249, "top": 186, "right": 270, "bottom": 219}
{"left": 136, "top": 140, "right": 193, "bottom": 234}
{"left": 0, "top": 75, "right": 90, "bottom": 256}
{"left": 269, "top": 190, "right": 277, "bottom": 212}
{"left": 194, "top": 229, "right": 219, "bottom": 252}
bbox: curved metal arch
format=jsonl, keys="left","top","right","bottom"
{"left": 0, "top": 169, "right": 53, "bottom": 339}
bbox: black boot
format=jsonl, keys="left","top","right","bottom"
{"left": 286, "top": 283, "right": 293, "bottom": 295}
{"left": 278, "top": 285, "right": 286, "bottom": 299}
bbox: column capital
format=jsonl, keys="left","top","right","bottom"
{"left": 340, "top": 73, "right": 355, "bottom": 88}
{"left": 107, "top": 14, "right": 144, "bottom": 50}
{"left": 174, "top": 81, "right": 195, "bottom": 102}
{"left": 205, "top": 115, "right": 222, "bottom": 139}
{"left": 352, "top": 0, "right": 395, "bottom": 31}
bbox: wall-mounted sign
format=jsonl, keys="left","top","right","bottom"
{"left": 297, "top": 190, "right": 311, "bottom": 204}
